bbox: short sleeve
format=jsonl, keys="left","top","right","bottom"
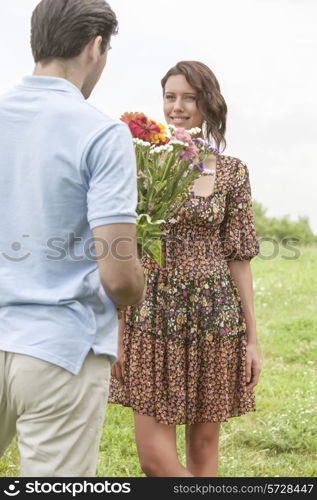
{"left": 220, "top": 160, "right": 259, "bottom": 261}
{"left": 83, "top": 122, "right": 138, "bottom": 229}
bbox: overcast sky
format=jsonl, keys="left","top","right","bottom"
{"left": 1, "top": 0, "right": 316, "bottom": 231}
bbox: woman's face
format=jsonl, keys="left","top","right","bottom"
{"left": 163, "top": 74, "right": 204, "bottom": 130}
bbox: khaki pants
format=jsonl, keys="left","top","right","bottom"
{"left": 0, "top": 350, "right": 110, "bottom": 477}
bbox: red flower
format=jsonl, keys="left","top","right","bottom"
{"left": 129, "top": 117, "right": 161, "bottom": 141}
{"left": 120, "top": 112, "right": 161, "bottom": 142}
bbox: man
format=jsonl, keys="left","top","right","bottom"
{"left": 0, "top": 0, "right": 145, "bottom": 477}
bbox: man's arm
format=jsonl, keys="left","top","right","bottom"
{"left": 92, "top": 223, "right": 145, "bottom": 306}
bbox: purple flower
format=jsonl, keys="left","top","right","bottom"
{"left": 195, "top": 163, "right": 204, "bottom": 172}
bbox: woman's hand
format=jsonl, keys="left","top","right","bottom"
{"left": 245, "top": 343, "right": 261, "bottom": 391}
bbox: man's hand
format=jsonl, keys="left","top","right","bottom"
{"left": 111, "top": 350, "right": 125, "bottom": 385}
{"left": 116, "top": 277, "right": 147, "bottom": 315}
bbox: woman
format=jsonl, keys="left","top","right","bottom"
{"left": 109, "top": 61, "right": 261, "bottom": 477}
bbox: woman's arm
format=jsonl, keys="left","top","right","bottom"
{"left": 111, "top": 282, "right": 148, "bottom": 384}
{"left": 228, "top": 260, "right": 261, "bottom": 390}
{"left": 228, "top": 260, "right": 257, "bottom": 344}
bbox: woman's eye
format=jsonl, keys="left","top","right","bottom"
{"left": 165, "top": 95, "right": 175, "bottom": 100}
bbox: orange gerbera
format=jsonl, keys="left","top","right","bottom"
{"left": 120, "top": 111, "right": 146, "bottom": 124}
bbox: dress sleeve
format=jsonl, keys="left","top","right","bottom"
{"left": 220, "top": 159, "right": 259, "bottom": 261}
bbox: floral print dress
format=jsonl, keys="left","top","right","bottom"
{"left": 108, "top": 155, "right": 259, "bottom": 425}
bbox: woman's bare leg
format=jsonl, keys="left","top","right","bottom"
{"left": 185, "top": 422, "right": 221, "bottom": 477}
{"left": 134, "top": 413, "right": 194, "bottom": 477}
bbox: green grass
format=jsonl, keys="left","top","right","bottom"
{"left": 1, "top": 244, "right": 316, "bottom": 477}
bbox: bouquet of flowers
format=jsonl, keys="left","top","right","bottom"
{"left": 121, "top": 112, "right": 218, "bottom": 266}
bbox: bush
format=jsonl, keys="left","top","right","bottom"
{"left": 252, "top": 201, "right": 317, "bottom": 245}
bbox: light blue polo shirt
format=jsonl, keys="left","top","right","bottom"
{"left": 0, "top": 76, "right": 137, "bottom": 374}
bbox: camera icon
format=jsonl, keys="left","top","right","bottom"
{"left": 2, "top": 235, "right": 31, "bottom": 262}
{"left": 4, "top": 481, "right": 20, "bottom": 496}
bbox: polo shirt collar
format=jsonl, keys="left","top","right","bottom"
{"left": 20, "top": 75, "right": 85, "bottom": 100}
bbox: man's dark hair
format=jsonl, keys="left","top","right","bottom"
{"left": 31, "top": 0, "right": 118, "bottom": 63}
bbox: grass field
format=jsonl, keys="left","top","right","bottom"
{"left": 1, "top": 243, "right": 316, "bottom": 477}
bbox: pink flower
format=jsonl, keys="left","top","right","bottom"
{"left": 174, "top": 128, "right": 192, "bottom": 143}
{"left": 182, "top": 143, "right": 199, "bottom": 161}
{"left": 174, "top": 128, "right": 199, "bottom": 160}
{"left": 175, "top": 128, "right": 199, "bottom": 157}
